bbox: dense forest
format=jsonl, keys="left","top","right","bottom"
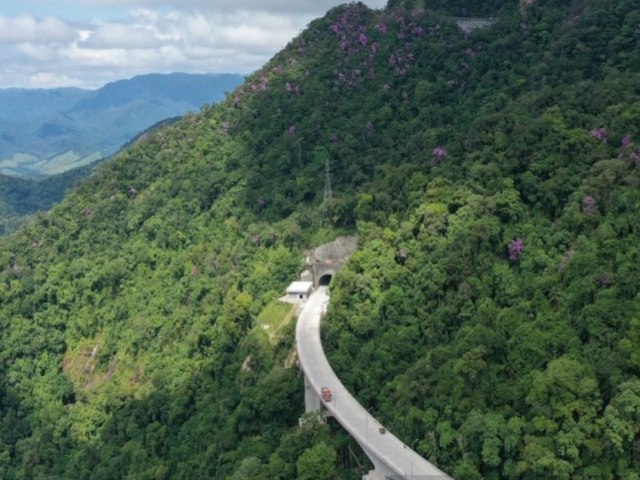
{"left": 1, "top": 0, "right": 639, "bottom": 479}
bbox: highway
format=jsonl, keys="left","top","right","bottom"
{"left": 296, "top": 286, "right": 452, "bottom": 479}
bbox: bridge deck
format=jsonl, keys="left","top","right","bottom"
{"left": 296, "top": 287, "right": 452, "bottom": 479}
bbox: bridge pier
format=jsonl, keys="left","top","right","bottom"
{"left": 362, "top": 470, "right": 385, "bottom": 480}
{"left": 303, "top": 375, "right": 321, "bottom": 414}
{"left": 360, "top": 445, "right": 397, "bottom": 480}
{"left": 302, "top": 374, "right": 333, "bottom": 424}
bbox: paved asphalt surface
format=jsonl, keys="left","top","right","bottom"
{"left": 296, "top": 287, "right": 452, "bottom": 479}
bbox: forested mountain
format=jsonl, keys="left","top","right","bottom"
{"left": 0, "top": 73, "right": 243, "bottom": 177}
{"left": 1, "top": 0, "right": 639, "bottom": 479}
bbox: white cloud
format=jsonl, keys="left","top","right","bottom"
{"left": 82, "top": 0, "right": 387, "bottom": 14}
{"left": 0, "top": 15, "right": 76, "bottom": 44}
{"left": 15, "top": 43, "right": 56, "bottom": 62}
{"left": 0, "top": 1, "right": 389, "bottom": 89}
{"left": 84, "top": 23, "right": 167, "bottom": 49}
{"left": 179, "top": 11, "right": 303, "bottom": 49}
{"left": 21, "top": 72, "right": 82, "bottom": 89}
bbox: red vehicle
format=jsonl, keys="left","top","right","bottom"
{"left": 321, "top": 387, "right": 332, "bottom": 402}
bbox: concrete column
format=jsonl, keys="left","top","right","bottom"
{"left": 304, "top": 375, "right": 321, "bottom": 413}
{"left": 362, "top": 470, "right": 385, "bottom": 480}
{"left": 359, "top": 444, "right": 396, "bottom": 480}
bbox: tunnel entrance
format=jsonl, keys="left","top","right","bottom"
{"left": 318, "top": 274, "right": 333, "bottom": 286}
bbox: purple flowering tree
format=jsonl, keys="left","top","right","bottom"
{"left": 590, "top": 127, "right": 607, "bottom": 142}
{"left": 431, "top": 146, "right": 447, "bottom": 165}
{"left": 582, "top": 195, "right": 598, "bottom": 216}
{"left": 618, "top": 134, "right": 639, "bottom": 165}
{"left": 509, "top": 238, "right": 525, "bottom": 261}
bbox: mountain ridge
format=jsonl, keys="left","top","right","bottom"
{"left": 0, "top": 1, "right": 638, "bottom": 479}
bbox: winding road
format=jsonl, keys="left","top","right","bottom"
{"left": 296, "top": 286, "right": 452, "bottom": 479}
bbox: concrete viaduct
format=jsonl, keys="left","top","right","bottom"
{"left": 296, "top": 287, "right": 452, "bottom": 480}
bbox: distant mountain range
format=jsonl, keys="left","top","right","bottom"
{"left": 0, "top": 72, "right": 244, "bottom": 177}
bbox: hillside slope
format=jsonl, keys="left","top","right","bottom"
{"left": 0, "top": 117, "right": 183, "bottom": 235}
{"left": 0, "top": 1, "right": 639, "bottom": 479}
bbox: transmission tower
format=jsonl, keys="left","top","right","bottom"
{"left": 323, "top": 157, "right": 333, "bottom": 203}
{"left": 323, "top": 157, "right": 333, "bottom": 220}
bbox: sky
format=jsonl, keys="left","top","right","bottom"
{"left": 0, "top": 0, "right": 387, "bottom": 90}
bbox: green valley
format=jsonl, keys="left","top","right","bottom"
{"left": 0, "top": 1, "right": 639, "bottom": 479}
